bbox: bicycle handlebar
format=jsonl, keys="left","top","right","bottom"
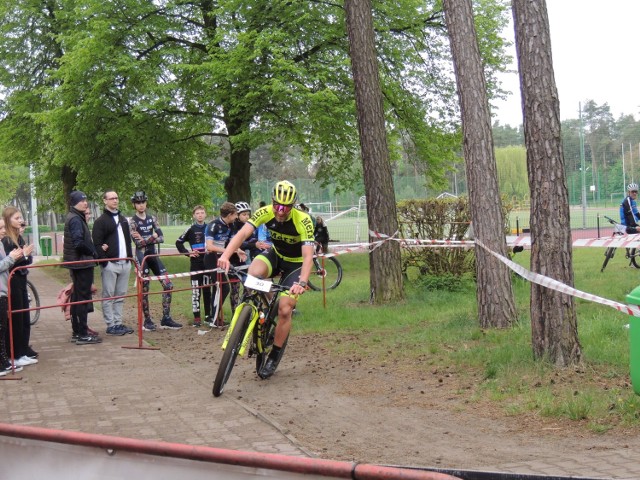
{"left": 603, "top": 215, "right": 619, "bottom": 226}
{"left": 227, "top": 266, "right": 290, "bottom": 293}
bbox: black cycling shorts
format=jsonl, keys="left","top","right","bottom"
{"left": 254, "top": 248, "right": 302, "bottom": 289}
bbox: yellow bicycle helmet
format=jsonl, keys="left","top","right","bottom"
{"left": 272, "top": 180, "right": 297, "bottom": 205}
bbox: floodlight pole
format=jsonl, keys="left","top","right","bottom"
{"left": 579, "top": 103, "right": 587, "bottom": 229}
{"left": 29, "top": 165, "right": 39, "bottom": 255}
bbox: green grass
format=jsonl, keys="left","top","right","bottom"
{"left": 42, "top": 245, "right": 640, "bottom": 431}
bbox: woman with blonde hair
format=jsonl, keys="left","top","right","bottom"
{"left": 1, "top": 206, "right": 36, "bottom": 367}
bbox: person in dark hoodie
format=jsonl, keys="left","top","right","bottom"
{"left": 63, "top": 190, "right": 100, "bottom": 345}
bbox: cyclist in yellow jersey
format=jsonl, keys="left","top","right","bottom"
{"left": 218, "top": 180, "right": 315, "bottom": 379}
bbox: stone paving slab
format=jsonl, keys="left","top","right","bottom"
{"left": 4, "top": 263, "right": 640, "bottom": 479}
{"left": 0, "top": 265, "right": 306, "bottom": 458}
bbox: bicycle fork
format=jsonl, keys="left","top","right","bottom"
{"left": 221, "top": 303, "right": 259, "bottom": 357}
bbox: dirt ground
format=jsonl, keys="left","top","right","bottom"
{"left": 142, "top": 312, "right": 640, "bottom": 472}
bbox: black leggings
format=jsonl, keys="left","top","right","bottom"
{"left": 6, "top": 275, "right": 30, "bottom": 358}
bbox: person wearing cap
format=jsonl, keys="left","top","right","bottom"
{"left": 92, "top": 190, "right": 135, "bottom": 336}
{"left": 62, "top": 190, "right": 101, "bottom": 345}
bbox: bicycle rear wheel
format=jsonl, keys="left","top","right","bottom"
{"left": 308, "top": 256, "right": 343, "bottom": 291}
{"left": 213, "top": 305, "right": 251, "bottom": 397}
{"left": 601, "top": 247, "right": 616, "bottom": 273}
{"left": 630, "top": 249, "right": 640, "bottom": 269}
{"left": 255, "top": 300, "right": 289, "bottom": 375}
{"left": 27, "top": 280, "right": 40, "bottom": 326}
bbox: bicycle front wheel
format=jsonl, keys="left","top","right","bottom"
{"left": 213, "top": 305, "right": 252, "bottom": 397}
{"left": 308, "top": 256, "right": 343, "bottom": 291}
{"left": 27, "top": 280, "right": 40, "bottom": 326}
{"left": 630, "top": 248, "right": 640, "bottom": 269}
{"left": 601, "top": 247, "right": 616, "bottom": 273}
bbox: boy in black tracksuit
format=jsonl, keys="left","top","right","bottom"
{"left": 176, "top": 205, "right": 210, "bottom": 327}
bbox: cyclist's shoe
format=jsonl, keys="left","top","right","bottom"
{"left": 143, "top": 319, "right": 157, "bottom": 331}
{"left": 160, "top": 316, "right": 183, "bottom": 330}
{"left": 106, "top": 325, "right": 126, "bottom": 336}
{"left": 258, "top": 358, "right": 277, "bottom": 379}
{"left": 193, "top": 317, "right": 202, "bottom": 328}
{"left": 213, "top": 317, "right": 226, "bottom": 329}
{"left": 204, "top": 316, "right": 215, "bottom": 327}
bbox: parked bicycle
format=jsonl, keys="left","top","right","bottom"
{"left": 308, "top": 242, "right": 342, "bottom": 291}
{"left": 213, "top": 267, "right": 290, "bottom": 397}
{"left": 601, "top": 215, "right": 640, "bottom": 272}
{"left": 27, "top": 279, "right": 41, "bottom": 325}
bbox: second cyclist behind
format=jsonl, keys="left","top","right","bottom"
{"left": 217, "top": 180, "right": 314, "bottom": 379}
{"left": 620, "top": 182, "right": 640, "bottom": 234}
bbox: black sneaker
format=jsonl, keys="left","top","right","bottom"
{"left": 70, "top": 332, "right": 80, "bottom": 342}
{"left": 2, "top": 361, "right": 23, "bottom": 373}
{"left": 160, "top": 316, "right": 182, "bottom": 330}
{"left": 258, "top": 358, "right": 277, "bottom": 379}
{"left": 76, "top": 335, "right": 101, "bottom": 345}
{"left": 143, "top": 319, "right": 157, "bottom": 332}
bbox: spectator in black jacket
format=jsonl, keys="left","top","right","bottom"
{"left": 92, "top": 190, "right": 134, "bottom": 336}
{"left": 63, "top": 191, "right": 100, "bottom": 345}
{"left": 314, "top": 216, "right": 330, "bottom": 254}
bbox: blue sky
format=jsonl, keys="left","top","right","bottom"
{"left": 493, "top": 1, "right": 640, "bottom": 127}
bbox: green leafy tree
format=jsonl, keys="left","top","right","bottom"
{"left": 1, "top": 0, "right": 513, "bottom": 213}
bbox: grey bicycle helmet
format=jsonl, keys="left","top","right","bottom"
{"left": 131, "top": 190, "right": 148, "bottom": 203}
{"left": 235, "top": 201, "right": 251, "bottom": 214}
{"left": 628, "top": 183, "right": 639, "bottom": 192}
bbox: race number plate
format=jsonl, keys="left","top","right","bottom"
{"left": 245, "top": 275, "right": 272, "bottom": 293}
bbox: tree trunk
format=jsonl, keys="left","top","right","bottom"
{"left": 443, "top": 0, "right": 516, "bottom": 328}
{"left": 512, "top": 0, "right": 581, "bottom": 365}
{"left": 225, "top": 119, "right": 252, "bottom": 203}
{"left": 345, "top": 0, "right": 404, "bottom": 303}
{"left": 60, "top": 164, "right": 78, "bottom": 212}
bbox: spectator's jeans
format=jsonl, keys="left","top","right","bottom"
{"left": 101, "top": 261, "right": 131, "bottom": 327}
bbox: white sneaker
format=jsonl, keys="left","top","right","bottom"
{"left": 15, "top": 356, "right": 38, "bottom": 367}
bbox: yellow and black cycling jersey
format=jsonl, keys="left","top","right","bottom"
{"left": 248, "top": 206, "right": 315, "bottom": 262}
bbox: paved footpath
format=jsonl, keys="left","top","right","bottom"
{"left": 3, "top": 263, "right": 640, "bottom": 479}
{"left": 0, "top": 264, "right": 306, "bottom": 457}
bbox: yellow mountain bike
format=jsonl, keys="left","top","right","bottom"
{"left": 212, "top": 267, "right": 290, "bottom": 397}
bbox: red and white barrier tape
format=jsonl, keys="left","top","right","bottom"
{"left": 474, "top": 239, "right": 640, "bottom": 317}
{"left": 139, "top": 231, "right": 640, "bottom": 317}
